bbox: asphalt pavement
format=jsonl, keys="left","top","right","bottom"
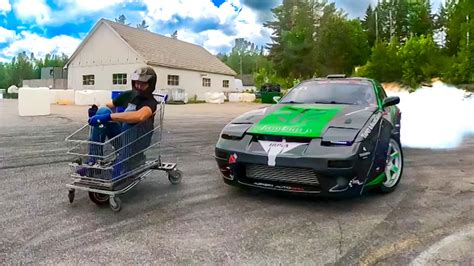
{"left": 1, "top": 99, "right": 473, "bottom": 265}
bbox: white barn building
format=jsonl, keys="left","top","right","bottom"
{"left": 65, "top": 19, "right": 236, "bottom": 100}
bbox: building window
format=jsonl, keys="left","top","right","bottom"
{"left": 203, "top": 78, "right": 211, "bottom": 87}
{"left": 83, "top": 75, "right": 95, "bottom": 85}
{"left": 223, "top": 80, "right": 229, "bottom": 88}
{"left": 168, "top": 75, "right": 179, "bottom": 86}
{"left": 113, "top": 73, "right": 127, "bottom": 85}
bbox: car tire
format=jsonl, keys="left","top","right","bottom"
{"left": 380, "top": 137, "right": 404, "bottom": 193}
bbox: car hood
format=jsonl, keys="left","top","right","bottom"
{"left": 225, "top": 104, "right": 377, "bottom": 139}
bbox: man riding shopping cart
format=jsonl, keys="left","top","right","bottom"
{"left": 65, "top": 66, "right": 181, "bottom": 211}
{"left": 77, "top": 66, "right": 159, "bottom": 178}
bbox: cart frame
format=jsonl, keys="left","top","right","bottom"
{"left": 64, "top": 93, "right": 182, "bottom": 212}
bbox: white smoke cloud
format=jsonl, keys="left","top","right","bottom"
{"left": 388, "top": 81, "right": 474, "bottom": 149}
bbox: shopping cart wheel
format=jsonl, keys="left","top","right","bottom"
{"left": 109, "top": 196, "right": 122, "bottom": 212}
{"left": 89, "top": 192, "right": 110, "bottom": 206}
{"left": 168, "top": 169, "right": 183, "bottom": 185}
{"left": 68, "top": 189, "right": 75, "bottom": 203}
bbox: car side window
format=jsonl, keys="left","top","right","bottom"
{"left": 375, "top": 82, "right": 387, "bottom": 100}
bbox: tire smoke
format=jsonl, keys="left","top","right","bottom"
{"left": 387, "top": 81, "right": 474, "bottom": 149}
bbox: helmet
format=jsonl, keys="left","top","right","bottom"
{"left": 131, "top": 66, "right": 157, "bottom": 95}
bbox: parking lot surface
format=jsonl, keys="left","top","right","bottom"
{"left": 1, "top": 99, "right": 473, "bottom": 265}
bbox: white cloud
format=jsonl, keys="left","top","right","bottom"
{"left": 233, "top": 6, "right": 272, "bottom": 46}
{"left": 11, "top": 0, "right": 128, "bottom": 25}
{"left": 0, "top": 0, "right": 11, "bottom": 13}
{"left": 13, "top": 0, "right": 51, "bottom": 24}
{"left": 142, "top": 0, "right": 271, "bottom": 54}
{"left": 1, "top": 31, "right": 81, "bottom": 58}
{"left": 0, "top": 26, "right": 16, "bottom": 43}
{"left": 143, "top": 0, "right": 225, "bottom": 22}
{"left": 62, "top": 0, "right": 127, "bottom": 11}
{"left": 178, "top": 28, "right": 235, "bottom": 54}
{"left": 5, "top": 0, "right": 273, "bottom": 57}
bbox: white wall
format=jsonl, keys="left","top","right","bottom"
{"left": 67, "top": 23, "right": 145, "bottom": 91}
{"left": 153, "top": 66, "right": 235, "bottom": 100}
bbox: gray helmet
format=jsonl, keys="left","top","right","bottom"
{"left": 131, "top": 66, "right": 157, "bottom": 95}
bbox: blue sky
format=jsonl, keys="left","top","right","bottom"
{"left": 0, "top": 0, "right": 445, "bottom": 62}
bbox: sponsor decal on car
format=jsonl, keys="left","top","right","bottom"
{"left": 259, "top": 140, "right": 306, "bottom": 166}
{"left": 349, "top": 177, "right": 364, "bottom": 187}
{"left": 249, "top": 105, "right": 342, "bottom": 137}
{"left": 360, "top": 112, "right": 383, "bottom": 139}
{"left": 253, "top": 182, "right": 305, "bottom": 192}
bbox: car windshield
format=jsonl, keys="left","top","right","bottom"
{"left": 280, "top": 80, "right": 378, "bottom": 106}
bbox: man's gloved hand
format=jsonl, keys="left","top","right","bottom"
{"left": 88, "top": 104, "right": 98, "bottom": 118}
{"left": 88, "top": 113, "right": 111, "bottom": 126}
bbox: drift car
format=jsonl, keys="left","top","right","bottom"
{"left": 215, "top": 75, "right": 403, "bottom": 196}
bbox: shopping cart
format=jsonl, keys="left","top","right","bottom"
{"left": 64, "top": 93, "right": 182, "bottom": 212}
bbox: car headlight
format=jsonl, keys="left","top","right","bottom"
{"left": 322, "top": 127, "right": 359, "bottom": 146}
{"left": 220, "top": 123, "right": 253, "bottom": 140}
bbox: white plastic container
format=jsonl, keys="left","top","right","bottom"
{"left": 18, "top": 87, "right": 51, "bottom": 116}
{"left": 75, "top": 90, "right": 95, "bottom": 105}
{"left": 242, "top": 93, "right": 256, "bottom": 103}
{"left": 75, "top": 90, "right": 111, "bottom": 106}
{"left": 229, "top": 93, "right": 243, "bottom": 102}
{"left": 205, "top": 92, "right": 226, "bottom": 104}
{"left": 50, "top": 90, "right": 75, "bottom": 105}
{"left": 93, "top": 90, "right": 112, "bottom": 106}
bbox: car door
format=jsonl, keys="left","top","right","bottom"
{"left": 373, "top": 81, "right": 393, "bottom": 169}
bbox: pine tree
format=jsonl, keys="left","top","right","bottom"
{"left": 115, "top": 14, "right": 130, "bottom": 25}
{"left": 171, "top": 30, "right": 178, "bottom": 39}
{"left": 362, "top": 5, "right": 377, "bottom": 47}
{"left": 265, "top": 0, "right": 319, "bottom": 79}
{"left": 136, "top": 20, "right": 149, "bottom": 30}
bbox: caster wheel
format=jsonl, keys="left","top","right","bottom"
{"left": 109, "top": 197, "right": 122, "bottom": 212}
{"left": 168, "top": 169, "right": 183, "bottom": 185}
{"left": 68, "top": 189, "right": 75, "bottom": 203}
{"left": 89, "top": 192, "right": 109, "bottom": 206}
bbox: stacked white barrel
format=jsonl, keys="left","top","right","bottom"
{"left": 18, "top": 87, "right": 51, "bottom": 116}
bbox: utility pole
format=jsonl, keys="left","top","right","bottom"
{"left": 240, "top": 54, "right": 243, "bottom": 80}
{"left": 467, "top": 15, "right": 470, "bottom": 46}
{"left": 389, "top": 9, "right": 393, "bottom": 42}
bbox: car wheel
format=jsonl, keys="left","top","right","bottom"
{"left": 380, "top": 138, "right": 404, "bottom": 193}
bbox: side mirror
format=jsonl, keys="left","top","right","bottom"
{"left": 273, "top": 96, "right": 281, "bottom": 103}
{"left": 383, "top": 96, "right": 400, "bottom": 108}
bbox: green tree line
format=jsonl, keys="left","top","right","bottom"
{"left": 220, "top": 0, "right": 474, "bottom": 89}
{"left": 0, "top": 52, "right": 69, "bottom": 90}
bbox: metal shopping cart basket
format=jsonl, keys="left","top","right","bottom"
{"left": 64, "top": 94, "right": 182, "bottom": 212}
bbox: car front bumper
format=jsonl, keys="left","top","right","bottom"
{"left": 215, "top": 146, "right": 374, "bottom": 197}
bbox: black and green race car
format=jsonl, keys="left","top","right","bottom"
{"left": 215, "top": 75, "right": 403, "bottom": 196}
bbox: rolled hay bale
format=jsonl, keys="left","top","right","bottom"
{"left": 18, "top": 87, "right": 51, "bottom": 116}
